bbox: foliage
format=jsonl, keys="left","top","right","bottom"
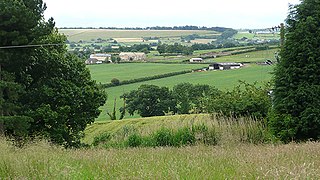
{"left": 92, "top": 132, "right": 111, "bottom": 146}
{"left": 127, "top": 133, "right": 143, "bottom": 147}
{"left": 207, "top": 81, "right": 271, "bottom": 119}
{"left": 270, "top": 0, "right": 320, "bottom": 142}
{"left": 121, "top": 85, "right": 176, "bottom": 117}
{"left": 110, "top": 78, "right": 120, "bottom": 86}
{"left": 172, "top": 83, "right": 212, "bottom": 114}
{"left": 103, "top": 70, "right": 193, "bottom": 88}
{"left": 0, "top": 0, "right": 106, "bottom": 147}
{"left": 157, "top": 43, "right": 194, "bottom": 55}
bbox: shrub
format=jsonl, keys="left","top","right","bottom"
{"left": 173, "top": 127, "right": 195, "bottom": 146}
{"left": 192, "top": 124, "right": 219, "bottom": 145}
{"left": 92, "top": 132, "right": 111, "bottom": 146}
{"left": 153, "top": 128, "right": 174, "bottom": 147}
{"left": 207, "top": 81, "right": 271, "bottom": 119}
{"left": 127, "top": 133, "right": 142, "bottom": 147}
{"left": 110, "top": 78, "right": 120, "bottom": 86}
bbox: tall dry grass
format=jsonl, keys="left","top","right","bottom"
{"left": 0, "top": 137, "right": 319, "bottom": 179}
{"left": 89, "top": 114, "right": 274, "bottom": 147}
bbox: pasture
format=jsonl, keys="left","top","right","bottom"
{"left": 97, "top": 64, "right": 273, "bottom": 121}
{"left": 212, "top": 48, "right": 279, "bottom": 63}
{"left": 88, "top": 63, "right": 206, "bottom": 83}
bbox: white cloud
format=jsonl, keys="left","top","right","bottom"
{"left": 43, "top": 0, "right": 302, "bottom": 28}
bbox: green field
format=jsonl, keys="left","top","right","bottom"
{"left": 212, "top": 48, "right": 279, "bottom": 63}
{"left": 87, "top": 63, "right": 206, "bottom": 83}
{"left": 59, "top": 29, "right": 218, "bottom": 42}
{"left": 97, "top": 64, "right": 273, "bottom": 121}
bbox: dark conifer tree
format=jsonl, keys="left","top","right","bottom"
{"left": 270, "top": 0, "right": 320, "bottom": 141}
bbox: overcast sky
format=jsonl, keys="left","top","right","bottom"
{"left": 43, "top": 0, "right": 301, "bottom": 29}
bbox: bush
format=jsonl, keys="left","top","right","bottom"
{"left": 207, "top": 81, "right": 271, "bottom": 119}
{"left": 192, "top": 124, "right": 219, "bottom": 145}
{"left": 127, "top": 133, "right": 142, "bottom": 147}
{"left": 153, "top": 128, "right": 174, "bottom": 147}
{"left": 111, "top": 78, "right": 120, "bottom": 86}
{"left": 92, "top": 132, "right": 111, "bottom": 146}
{"left": 173, "top": 127, "right": 195, "bottom": 146}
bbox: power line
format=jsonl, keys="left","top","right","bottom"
{"left": 0, "top": 43, "right": 64, "bottom": 49}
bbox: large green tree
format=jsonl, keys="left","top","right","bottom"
{"left": 0, "top": 0, "right": 106, "bottom": 146}
{"left": 270, "top": 0, "right": 320, "bottom": 142}
{"left": 122, "top": 85, "right": 176, "bottom": 117}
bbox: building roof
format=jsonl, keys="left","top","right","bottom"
{"left": 90, "top": 53, "right": 111, "bottom": 58}
{"left": 210, "top": 62, "right": 242, "bottom": 66}
{"left": 119, "top": 52, "right": 145, "bottom": 56}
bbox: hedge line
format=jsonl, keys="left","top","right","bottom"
{"left": 102, "top": 69, "right": 205, "bottom": 88}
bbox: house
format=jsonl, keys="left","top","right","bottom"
{"left": 209, "top": 63, "right": 243, "bottom": 70}
{"left": 89, "top": 53, "right": 112, "bottom": 62}
{"left": 189, "top": 58, "right": 203, "bottom": 63}
{"left": 119, "top": 52, "right": 146, "bottom": 61}
{"left": 85, "top": 58, "right": 103, "bottom": 65}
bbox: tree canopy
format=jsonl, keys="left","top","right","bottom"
{"left": 0, "top": 0, "right": 106, "bottom": 147}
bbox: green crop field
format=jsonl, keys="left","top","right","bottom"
{"left": 59, "top": 29, "right": 218, "bottom": 42}
{"left": 97, "top": 64, "right": 273, "bottom": 121}
{"left": 87, "top": 63, "right": 206, "bottom": 83}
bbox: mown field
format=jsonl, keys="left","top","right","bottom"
{"left": 88, "top": 63, "right": 206, "bottom": 83}
{"left": 59, "top": 29, "right": 218, "bottom": 42}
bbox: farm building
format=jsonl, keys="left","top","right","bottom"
{"left": 189, "top": 58, "right": 203, "bottom": 63}
{"left": 85, "top": 58, "right": 103, "bottom": 65}
{"left": 209, "top": 63, "right": 243, "bottom": 70}
{"left": 119, "top": 52, "right": 146, "bottom": 61}
{"left": 90, "top": 53, "right": 112, "bottom": 62}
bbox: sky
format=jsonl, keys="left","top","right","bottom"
{"left": 43, "top": 0, "right": 301, "bottom": 29}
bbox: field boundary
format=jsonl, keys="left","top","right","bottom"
{"left": 101, "top": 68, "right": 206, "bottom": 88}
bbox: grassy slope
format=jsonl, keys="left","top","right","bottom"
{"left": 1, "top": 138, "right": 319, "bottom": 178}
{"left": 87, "top": 63, "right": 206, "bottom": 83}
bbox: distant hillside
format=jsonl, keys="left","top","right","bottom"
{"left": 59, "top": 25, "right": 235, "bottom": 32}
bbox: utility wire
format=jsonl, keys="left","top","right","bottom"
{"left": 0, "top": 43, "right": 64, "bottom": 49}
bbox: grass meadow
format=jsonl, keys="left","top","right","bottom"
{"left": 1, "top": 113, "right": 319, "bottom": 179}
{"left": 1, "top": 141, "right": 319, "bottom": 179}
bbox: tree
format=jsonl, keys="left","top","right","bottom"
{"left": 0, "top": 0, "right": 106, "bottom": 147}
{"left": 207, "top": 81, "right": 271, "bottom": 119}
{"left": 270, "top": 0, "right": 320, "bottom": 142}
{"left": 172, "top": 83, "right": 212, "bottom": 114}
{"left": 121, "top": 85, "right": 176, "bottom": 117}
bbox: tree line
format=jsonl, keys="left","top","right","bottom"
{"left": 116, "top": 82, "right": 271, "bottom": 119}
{"left": 59, "top": 26, "right": 234, "bottom": 32}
